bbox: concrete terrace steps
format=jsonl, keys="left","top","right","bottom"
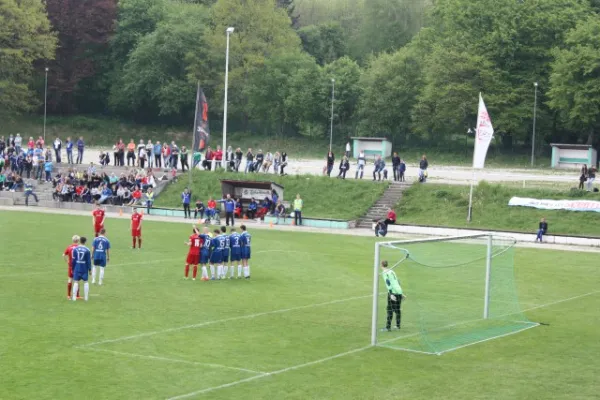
{"left": 355, "top": 181, "right": 412, "bottom": 228}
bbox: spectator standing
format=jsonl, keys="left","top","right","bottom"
{"left": 222, "top": 194, "right": 235, "bottom": 226}
{"left": 245, "top": 148, "right": 254, "bottom": 173}
{"left": 53, "top": 137, "right": 62, "bottom": 163}
{"left": 171, "top": 142, "right": 180, "bottom": 170}
{"left": 399, "top": 159, "right": 406, "bottom": 182}
{"left": 76, "top": 137, "right": 85, "bottom": 164}
{"left": 536, "top": 217, "right": 548, "bottom": 242}
{"left": 193, "top": 149, "right": 201, "bottom": 169}
{"left": 24, "top": 181, "right": 39, "bottom": 205}
{"left": 214, "top": 145, "right": 223, "bottom": 169}
{"left": 337, "top": 156, "right": 350, "bottom": 179}
{"left": 137, "top": 140, "right": 146, "bottom": 168}
{"left": 271, "top": 190, "right": 279, "bottom": 213}
{"left": 153, "top": 141, "right": 162, "bottom": 168}
{"left": 27, "top": 136, "right": 34, "bottom": 151}
{"left": 146, "top": 140, "right": 154, "bottom": 168}
{"left": 345, "top": 141, "right": 351, "bottom": 158}
{"left": 419, "top": 155, "right": 428, "bottom": 183}
{"left": 392, "top": 152, "right": 400, "bottom": 181}
{"left": 280, "top": 151, "right": 288, "bottom": 175}
{"left": 355, "top": 150, "right": 366, "bottom": 179}
{"left": 293, "top": 193, "right": 303, "bottom": 226}
{"left": 326, "top": 151, "right": 335, "bottom": 176}
{"left": 203, "top": 147, "right": 214, "bottom": 170}
{"left": 273, "top": 151, "right": 281, "bottom": 174}
{"left": 182, "top": 188, "right": 192, "bottom": 218}
{"left": 45, "top": 146, "right": 52, "bottom": 162}
{"left": 579, "top": 164, "right": 588, "bottom": 190}
{"left": 44, "top": 158, "right": 53, "bottom": 182}
{"left": 587, "top": 166, "right": 596, "bottom": 191}
{"left": 126, "top": 139, "right": 136, "bottom": 166}
{"left": 23, "top": 156, "right": 33, "bottom": 179}
{"left": 36, "top": 136, "right": 44, "bottom": 148}
{"left": 254, "top": 149, "right": 264, "bottom": 172}
{"left": 14, "top": 134, "right": 22, "bottom": 153}
{"left": 145, "top": 187, "right": 155, "bottom": 214}
{"left": 112, "top": 141, "right": 119, "bottom": 166}
{"left": 234, "top": 147, "right": 243, "bottom": 171}
{"left": 225, "top": 146, "right": 234, "bottom": 171}
{"left": 180, "top": 146, "right": 189, "bottom": 172}
{"left": 162, "top": 143, "right": 171, "bottom": 168}
{"left": 66, "top": 137, "right": 74, "bottom": 164}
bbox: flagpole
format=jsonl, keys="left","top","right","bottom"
{"left": 189, "top": 81, "right": 201, "bottom": 189}
{"left": 467, "top": 169, "right": 476, "bottom": 222}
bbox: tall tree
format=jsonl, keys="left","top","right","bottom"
{"left": 0, "top": 0, "right": 56, "bottom": 115}
{"left": 548, "top": 15, "right": 600, "bottom": 145}
{"left": 322, "top": 56, "right": 361, "bottom": 135}
{"left": 298, "top": 22, "right": 347, "bottom": 65}
{"left": 194, "top": 0, "right": 301, "bottom": 128}
{"left": 45, "top": 0, "right": 117, "bottom": 114}
{"left": 110, "top": 2, "right": 208, "bottom": 120}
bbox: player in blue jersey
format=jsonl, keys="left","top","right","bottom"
{"left": 229, "top": 228, "right": 243, "bottom": 279}
{"left": 91, "top": 228, "right": 111, "bottom": 285}
{"left": 71, "top": 236, "right": 92, "bottom": 301}
{"left": 220, "top": 226, "right": 233, "bottom": 279}
{"left": 240, "top": 225, "right": 252, "bottom": 279}
{"left": 198, "top": 226, "right": 212, "bottom": 280}
{"left": 210, "top": 229, "right": 225, "bottom": 279}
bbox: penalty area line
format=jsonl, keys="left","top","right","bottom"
{"left": 165, "top": 345, "right": 373, "bottom": 400}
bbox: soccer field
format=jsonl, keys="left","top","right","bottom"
{"left": 0, "top": 211, "right": 598, "bottom": 400}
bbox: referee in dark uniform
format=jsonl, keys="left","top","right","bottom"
{"left": 381, "top": 260, "right": 405, "bottom": 331}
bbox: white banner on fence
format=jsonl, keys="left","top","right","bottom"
{"left": 508, "top": 197, "right": 600, "bottom": 213}
{"left": 236, "top": 188, "right": 272, "bottom": 200}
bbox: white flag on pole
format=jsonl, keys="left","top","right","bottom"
{"left": 473, "top": 93, "right": 494, "bottom": 169}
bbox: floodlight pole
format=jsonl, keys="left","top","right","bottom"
{"left": 531, "top": 82, "right": 538, "bottom": 167}
{"left": 329, "top": 78, "right": 335, "bottom": 152}
{"left": 222, "top": 27, "right": 234, "bottom": 161}
{"left": 371, "top": 242, "right": 380, "bottom": 346}
{"left": 483, "top": 234, "right": 493, "bottom": 319}
{"left": 43, "top": 67, "right": 49, "bottom": 142}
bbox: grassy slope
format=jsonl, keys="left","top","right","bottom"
{"left": 2, "top": 115, "right": 552, "bottom": 167}
{"left": 0, "top": 211, "right": 598, "bottom": 400}
{"left": 396, "top": 182, "right": 600, "bottom": 236}
{"left": 155, "top": 170, "right": 388, "bottom": 220}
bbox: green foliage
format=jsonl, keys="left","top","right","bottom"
{"left": 396, "top": 182, "right": 600, "bottom": 236}
{"left": 298, "top": 22, "right": 347, "bottom": 65}
{"left": 548, "top": 15, "right": 600, "bottom": 144}
{"left": 156, "top": 170, "right": 388, "bottom": 219}
{"left": 110, "top": 2, "right": 208, "bottom": 119}
{"left": 0, "top": 0, "right": 56, "bottom": 115}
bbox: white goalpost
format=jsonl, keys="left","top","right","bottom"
{"left": 371, "top": 234, "right": 538, "bottom": 355}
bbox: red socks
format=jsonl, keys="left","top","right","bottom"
{"left": 185, "top": 264, "right": 190, "bottom": 277}
{"left": 192, "top": 265, "right": 198, "bottom": 279}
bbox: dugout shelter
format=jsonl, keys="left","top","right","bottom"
{"left": 351, "top": 137, "right": 393, "bottom": 159}
{"left": 220, "top": 180, "right": 284, "bottom": 207}
{"left": 550, "top": 143, "right": 597, "bottom": 169}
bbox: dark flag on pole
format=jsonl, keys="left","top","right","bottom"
{"left": 193, "top": 86, "right": 210, "bottom": 151}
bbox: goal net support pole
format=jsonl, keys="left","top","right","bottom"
{"left": 483, "top": 234, "right": 492, "bottom": 319}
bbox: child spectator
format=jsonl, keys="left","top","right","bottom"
{"left": 399, "top": 159, "right": 406, "bottom": 182}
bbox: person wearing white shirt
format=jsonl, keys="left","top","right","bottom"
{"left": 345, "top": 141, "right": 351, "bottom": 158}
{"left": 146, "top": 140, "right": 154, "bottom": 168}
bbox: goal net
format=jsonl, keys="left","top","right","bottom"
{"left": 371, "top": 234, "right": 538, "bottom": 355}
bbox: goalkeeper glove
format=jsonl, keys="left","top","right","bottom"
{"left": 390, "top": 295, "right": 397, "bottom": 301}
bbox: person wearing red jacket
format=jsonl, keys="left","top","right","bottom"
{"left": 214, "top": 145, "right": 223, "bottom": 169}
{"left": 385, "top": 208, "right": 396, "bottom": 226}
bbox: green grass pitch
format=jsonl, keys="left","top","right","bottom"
{"left": 0, "top": 210, "right": 598, "bottom": 399}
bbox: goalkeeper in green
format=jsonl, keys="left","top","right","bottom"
{"left": 381, "top": 260, "right": 404, "bottom": 331}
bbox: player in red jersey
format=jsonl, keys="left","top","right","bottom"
{"left": 184, "top": 226, "right": 203, "bottom": 281}
{"left": 63, "top": 235, "right": 81, "bottom": 299}
{"left": 131, "top": 207, "right": 143, "bottom": 249}
{"left": 92, "top": 203, "right": 106, "bottom": 237}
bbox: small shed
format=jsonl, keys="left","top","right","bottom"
{"left": 351, "top": 137, "right": 393, "bottom": 159}
{"left": 550, "top": 144, "right": 597, "bottom": 169}
{"left": 220, "top": 180, "right": 284, "bottom": 205}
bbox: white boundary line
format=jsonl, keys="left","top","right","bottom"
{"left": 163, "top": 289, "right": 600, "bottom": 399}
{"left": 81, "top": 293, "right": 373, "bottom": 347}
{"left": 84, "top": 347, "right": 264, "bottom": 374}
{"left": 437, "top": 323, "right": 540, "bottom": 355}
{"left": 166, "top": 346, "right": 373, "bottom": 400}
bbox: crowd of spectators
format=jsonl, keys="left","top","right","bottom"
{"left": 49, "top": 164, "right": 157, "bottom": 208}
{"left": 323, "top": 146, "right": 410, "bottom": 182}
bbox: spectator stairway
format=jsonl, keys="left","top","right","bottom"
{"left": 355, "top": 181, "right": 412, "bottom": 229}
